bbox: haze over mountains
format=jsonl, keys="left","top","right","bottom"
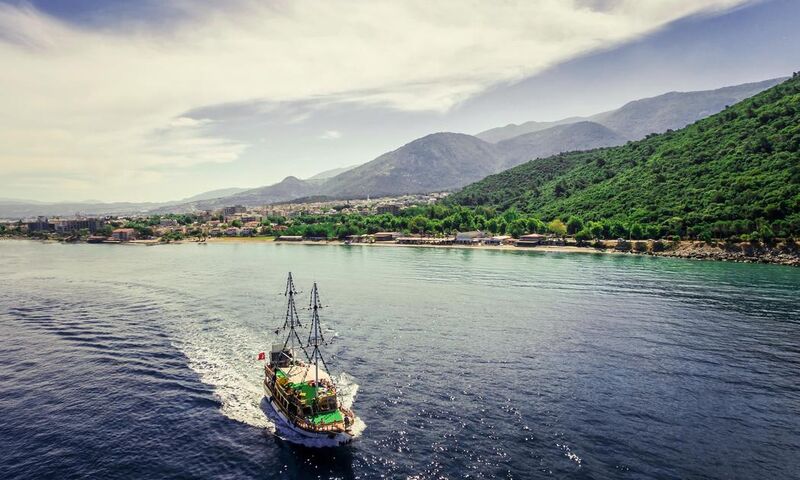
{"left": 449, "top": 74, "right": 800, "bottom": 238}
{"left": 177, "top": 77, "right": 783, "bottom": 210}
{"left": 0, "top": 77, "right": 784, "bottom": 219}
{"left": 476, "top": 77, "right": 783, "bottom": 142}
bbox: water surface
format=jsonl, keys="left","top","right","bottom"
{"left": 1, "top": 240, "right": 798, "bottom": 479}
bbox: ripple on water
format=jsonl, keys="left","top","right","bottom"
{"left": 1, "top": 241, "right": 800, "bottom": 479}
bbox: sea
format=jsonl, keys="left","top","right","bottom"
{"left": 1, "top": 240, "right": 798, "bottom": 479}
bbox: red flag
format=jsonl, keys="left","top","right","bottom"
{"left": 257, "top": 352, "right": 266, "bottom": 361}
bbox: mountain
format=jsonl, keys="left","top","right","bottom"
{"left": 320, "top": 133, "right": 504, "bottom": 198}
{"left": 448, "top": 74, "right": 800, "bottom": 238}
{"left": 222, "top": 176, "right": 316, "bottom": 205}
{"left": 0, "top": 201, "right": 164, "bottom": 219}
{"left": 178, "top": 187, "right": 249, "bottom": 203}
{"left": 495, "top": 121, "right": 627, "bottom": 168}
{"left": 4, "top": 77, "right": 787, "bottom": 217}
{"left": 306, "top": 165, "right": 357, "bottom": 181}
{"left": 149, "top": 176, "right": 317, "bottom": 213}
{"left": 318, "top": 78, "right": 785, "bottom": 199}
{"left": 476, "top": 77, "right": 785, "bottom": 143}
{"left": 475, "top": 117, "right": 584, "bottom": 143}
{"left": 590, "top": 77, "right": 787, "bottom": 140}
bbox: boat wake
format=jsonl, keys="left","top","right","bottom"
{"left": 162, "top": 275, "right": 364, "bottom": 447}
{"left": 174, "top": 326, "right": 365, "bottom": 445}
{"left": 175, "top": 331, "right": 274, "bottom": 430}
{"left": 333, "top": 372, "right": 367, "bottom": 438}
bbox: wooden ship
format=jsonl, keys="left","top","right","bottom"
{"left": 262, "top": 273, "right": 356, "bottom": 444}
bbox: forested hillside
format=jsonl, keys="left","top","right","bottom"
{"left": 450, "top": 74, "right": 800, "bottom": 240}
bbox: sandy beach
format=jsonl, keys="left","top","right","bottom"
{"left": 201, "top": 236, "right": 615, "bottom": 255}
{"left": 198, "top": 236, "right": 799, "bottom": 265}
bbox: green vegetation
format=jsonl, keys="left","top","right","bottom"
{"left": 265, "top": 205, "right": 568, "bottom": 239}
{"left": 159, "top": 231, "right": 185, "bottom": 242}
{"left": 448, "top": 74, "right": 800, "bottom": 240}
{"left": 123, "top": 221, "right": 154, "bottom": 238}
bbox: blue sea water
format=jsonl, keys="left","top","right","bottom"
{"left": 1, "top": 240, "right": 799, "bottom": 479}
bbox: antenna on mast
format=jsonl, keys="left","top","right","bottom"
{"left": 307, "top": 282, "right": 331, "bottom": 395}
{"left": 282, "top": 272, "right": 309, "bottom": 360}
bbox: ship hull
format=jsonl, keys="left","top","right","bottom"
{"left": 264, "top": 384, "right": 354, "bottom": 445}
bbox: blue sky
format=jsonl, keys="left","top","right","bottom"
{"left": 1, "top": 0, "right": 798, "bottom": 202}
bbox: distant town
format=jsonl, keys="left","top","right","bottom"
{"left": 3, "top": 189, "right": 799, "bottom": 266}
{"left": 0, "top": 191, "right": 587, "bottom": 249}
{"left": 0, "top": 193, "right": 451, "bottom": 243}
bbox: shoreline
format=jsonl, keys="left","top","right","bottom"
{"left": 3, "top": 236, "right": 798, "bottom": 266}
{"left": 157, "top": 236, "right": 800, "bottom": 266}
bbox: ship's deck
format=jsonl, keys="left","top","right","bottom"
{"left": 309, "top": 409, "right": 344, "bottom": 425}
{"left": 275, "top": 366, "right": 335, "bottom": 404}
{"left": 278, "top": 362, "right": 332, "bottom": 385}
{"left": 274, "top": 365, "right": 344, "bottom": 427}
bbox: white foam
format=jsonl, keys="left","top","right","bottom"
{"left": 177, "top": 337, "right": 275, "bottom": 430}
{"left": 172, "top": 320, "right": 365, "bottom": 446}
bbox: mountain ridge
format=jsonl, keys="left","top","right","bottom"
{"left": 448, "top": 74, "right": 800, "bottom": 238}
{"left": 0, "top": 77, "right": 787, "bottom": 218}
{"left": 476, "top": 77, "right": 786, "bottom": 142}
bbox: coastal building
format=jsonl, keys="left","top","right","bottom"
{"left": 376, "top": 204, "right": 401, "bottom": 215}
{"left": 27, "top": 216, "right": 53, "bottom": 233}
{"left": 276, "top": 235, "right": 303, "bottom": 241}
{"left": 111, "top": 228, "right": 136, "bottom": 242}
{"left": 373, "top": 232, "right": 401, "bottom": 242}
{"left": 196, "top": 210, "right": 213, "bottom": 223}
{"left": 53, "top": 217, "right": 104, "bottom": 234}
{"left": 397, "top": 236, "right": 454, "bottom": 245}
{"left": 455, "top": 231, "right": 486, "bottom": 245}
{"left": 159, "top": 218, "right": 179, "bottom": 227}
{"left": 221, "top": 205, "right": 246, "bottom": 216}
{"left": 516, "top": 233, "right": 546, "bottom": 247}
{"left": 225, "top": 227, "right": 240, "bottom": 236}
{"left": 484, "top": 235, "right": 512, "bottom": 246}
{"left": 345, "top": 234, "right": 373, "bottom": 243}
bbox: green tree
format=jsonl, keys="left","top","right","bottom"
{"left": 547, "top": 219, "right": 567, "bottom": 237}
{"left": 566, "top": 216, "right": 584, "bottom": 235}
{"left": 575, "top": 229, "right": 592, "bottom": 244}
{"left": 629, "top": 223, "right": 643, "bottom": 240}
{"left": 526, "top": 217, "right": 545, "bottom": 234}
{"left": 587, "top": 221, "right": 604, "bottom": 239}
{"left": 408, "top": 215, "right": 429, "bottom": 234}
{"left": 758, "top": 224, "right": 775, "bottom": 242}
{"left": 508, "top": 219, "right": 528, "bottom": 238}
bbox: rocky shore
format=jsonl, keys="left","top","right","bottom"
{"left": 648, "top": 240, "right": 800, "bottom": 267}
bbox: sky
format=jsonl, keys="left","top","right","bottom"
{"left": 1, "top": 0, "right": 798, "bottom": 203}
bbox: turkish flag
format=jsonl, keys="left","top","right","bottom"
{"left": 257, "top": 352, "right": 266, "bottom": 361}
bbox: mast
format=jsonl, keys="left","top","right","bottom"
{"left": 307, "top": 282, "right": 330, "bottom": 394}
{"left": 282, "top": 272, "right": 308, "bottom": 359}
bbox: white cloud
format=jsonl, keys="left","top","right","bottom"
{"left": 0, "top": 0, "right": 750, "bottom": 201}
{"left": 319, "top": 130, "right": 342, "bottom": 140}
{"left": 168, "top": 116, "right": 211, "bottom": 128}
